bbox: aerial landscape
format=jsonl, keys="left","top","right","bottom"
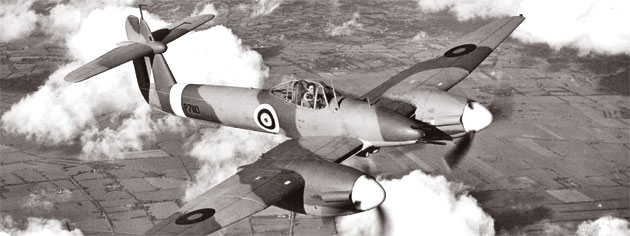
{"left": 0, "top": 0, "right": 628, "bottom": 235}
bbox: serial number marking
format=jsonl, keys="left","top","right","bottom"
{"left": 183, "top": 103, "right": 200, "bottom": 114}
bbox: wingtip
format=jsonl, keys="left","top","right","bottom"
{"left": 190, "top": 14, "right": 216, "bottom": 22}
{"left": 63, "top": 71, "right": 81, "bottom": 83}
{"left": 64, "top": 73, "right": 85, "bottom": 83}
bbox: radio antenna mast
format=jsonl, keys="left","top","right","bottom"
{"left": 138, "top": 4, "right": 147, "bottom": 19}
{"left": 329, "top": 77, "right": 340, "bottom": 109}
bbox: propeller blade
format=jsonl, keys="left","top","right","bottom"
{"left": 487, "top": 97, "right": 514, "bottom": 123}
{"left": 443, "top": 131, "right": 475, "bottom": 171}
{"left": 412, "top": 121, "right": 453, "bottom": 141}
{"left": 375, "top": 205, "right": 389, "bottom": 235}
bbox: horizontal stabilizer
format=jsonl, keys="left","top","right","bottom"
{"left": 64, "top": 43, "right": 153, "bottom": 82}
{"left": 152, "top": 14, "right": 215, "bottom": 44}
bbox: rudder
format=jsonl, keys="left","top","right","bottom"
{"left": 126, "top": 15, "right": 176, "bottom": 105}
{"left": 65, "top": 12, "right": 215, "bottom": 114}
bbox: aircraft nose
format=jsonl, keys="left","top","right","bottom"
{"left": 351, "top": 175, "right": 386, "bottom": 211}
{"left": 461, "top": 102, "right": 493, "bottom": 132}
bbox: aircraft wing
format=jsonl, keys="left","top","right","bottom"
{"left": 260, "top": 136, "right": 364, "bottom": 163}
{"left": 142, "top": 136, "right": 363, "bottom": 235}
{"left": 142, "top": 166, "right": 303, "bottom": 235}
{"left": 360, "top": 15, "right": 525, "bottom": 102}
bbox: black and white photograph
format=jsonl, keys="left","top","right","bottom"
{"left": 0, "top": 0, "right": 628, "bottom": 235}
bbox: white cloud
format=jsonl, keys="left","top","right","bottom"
{"left": 0, "top": 0, "right": 137, "bottom": 42}
{"left": 576, "top": 216, "right": 630, "bottom": 236}
{"left": 336, "top": 169, "right": 630, "bottom": 236}
{"left": 251, "top": 0, "right": 285, "bottom": 17}
{"left": 79, "top": 106, "right": 189, "bottom": 157}
{"left": 412, "top": 31, "right": 429, "bottom": 41}
{"left": 166, "top": 25, "right": 269, "bottom": 88}
{"left": 1, "top": 3, "right": 270, "bottom": 159}
{"left": 1, "top": 1, "right": 278, "bottom": 215}
{"left": 1, "top": 5, "right": 159, "bottom": 154}
{"left": 336, "top": 170, "right": 494, "bottom": 236}
{"left": 418, "top": 0, "right": 522, "bottom": 21}
{"left": 0, "top": 0, "right": 38, "bottom": 42}
{"left": 535, "top": 216, "right": 630, "bottom": 236}
{"left": 22, "top": 189, "right": 73, "bottom": 210}
{"left": 192, "top": 3, "right": 219, "bottom": 16}
{"left": 327, "top": 12, "right": 363, "bottom": 37}
{"left": 23, "top": 193, "right": 53, "bottom": 210}
{"left": 0, "top": 213, "right": 83, "bottom": 236}
{"left": 416, "top": 0, "right": 630, "bottom": 55}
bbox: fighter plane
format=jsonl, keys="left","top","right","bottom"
{"left": 64, "top": 8, "right": 524, "bottom": 235}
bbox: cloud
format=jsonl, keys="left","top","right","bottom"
{"left": 23, "top": 193, "right": 54, "bottom": 210}
{"left": 415, "top": 0, "right": 630, "bottom": 55}
{"left": 166, "top": 25, "right": 269, "bottom": 87}
{"left": 0, "top": 0, "right": 137, "bottom": 42}
{"left": 79, "top": 106, "right": 189, "bottom": 157}
{"left": 336, "top": 169, "right": 630, "bottom": 236}
{"left": 417, "top": 0, "right": 522, "bottom": 20}
{"left": 412, "top": 31, "right": 429, "bottom": 41}
{"left": 534, "top": 216, "right": 630, "bottom": 236}
{"left": 192, "top": 3, "right": 219, "bottom": 16}
{"left": 1, "top": 4, "right": 162, "bottom": 156}
{"left": 327, "top": 12, "right": 364, "bottom": 36}
{"left": 336, "top": 170, "right": 494, "bottom": 236}
{"left": 251, "top": 0, "right": 285, "bottom": 17}
{"left": 0, "top": 213, "right": 83, "bottom": 236}
{"left": 22, "top": 189, "right": 73, "bottom": 210}
{"left": 1, "top": 0, "right": 278, "bottom": 216}
{"left": 576, "top": 216, "right": 630, "bottom": 236}
{"left": 1, "top": 3, "right": 270, "bottom": 158}
{"left": 183, "top": 127, "right": 286, "bottom": 201}
{"left": 0, "top": 0, "right": 38, "bottom": 42}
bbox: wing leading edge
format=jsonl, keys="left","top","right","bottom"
{"left": 142, "top": 136, "right": 364, "bottom": 235}
{"left": 143, "top": 166, "right": 304, "bottom": 235}
{"left": 360, "top": 15, "right": 525, "bottom": 101}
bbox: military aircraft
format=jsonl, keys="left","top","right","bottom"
{"left": 64, "top": 8, "right": 524, "bottom": 235}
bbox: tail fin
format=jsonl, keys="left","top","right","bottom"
{"left": 64, "top": 12, "right": 215, "bottom": 105}
{"left": 125, "top": 15, "right": 176, "bottom": 103}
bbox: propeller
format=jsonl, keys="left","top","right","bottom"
{"left": 487, "top": 97, "right": 514, "bottom": 123}
{"left": 486, "top": 81, "right": 515, "bottom": 123}
{"left": 443, "top": 131, "right": 475, "bottom": 171}
{"left": 375, "top": 205, "right": 390, "bottom": 235}
{"left": 411, "top": 121, "right": 453, "bottom": 143}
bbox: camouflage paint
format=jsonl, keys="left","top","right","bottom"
{"left": 145, "top": 80, "right": 423, "bottom": 146}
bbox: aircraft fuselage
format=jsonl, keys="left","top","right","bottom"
{"left": 156, "top": 83, "right": 423, "bottom": 146}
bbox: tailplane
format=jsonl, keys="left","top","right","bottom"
{"left": 64, "top": 6, "right": 214, "bottom": 107}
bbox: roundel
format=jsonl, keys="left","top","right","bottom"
{"left": 443, "top": 44, "right": 477, "bottom": 57}
{"left": 175, "top": 208, "right": 216, "bottom": 225}
{"left": 254, "top": 104, "right": 280, "bottom": 133}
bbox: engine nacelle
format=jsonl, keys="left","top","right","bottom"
{"left": 267, "top": 159, "right": 385, "bottom": 216}
{"left": 378, "top": 86, "right": 493, "bottom": 137}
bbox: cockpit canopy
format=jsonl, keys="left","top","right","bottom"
{"left": 271, "top": 79, "right": 338, "bottom": 110}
